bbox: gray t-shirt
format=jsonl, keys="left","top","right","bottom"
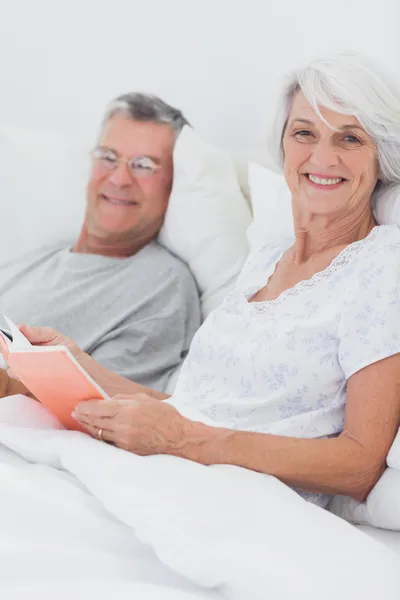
{"left": 0, "top": 241, "right": 200, "bottom": 392}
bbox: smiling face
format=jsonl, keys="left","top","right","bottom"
{"left": 282, "top": 91, "right": 379, "bottom": 221}
{"left": 85, "top": 114, "right": 174, "bottom": 243}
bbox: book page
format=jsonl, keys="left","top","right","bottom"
{"left": 0, "top": 314, "right": 32, "bottom": 350}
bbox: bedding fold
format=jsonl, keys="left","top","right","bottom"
{"left": 0, "top": 395, "right": 399, "bottom": 600}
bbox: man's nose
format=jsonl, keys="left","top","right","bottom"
{"left": 107, "top": 162, "right": 134, "bottom": 186}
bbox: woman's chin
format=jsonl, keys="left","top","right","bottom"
{"left": 298, "top": 192, "right": 346, "bottom": 215}
{"left": 302, "top": 204, "right": 341, "bottom": 218}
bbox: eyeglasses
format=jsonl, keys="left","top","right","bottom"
{"left": 91, "top": 147, "right": 161, "bottom": 178}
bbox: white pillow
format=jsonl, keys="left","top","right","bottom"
{"left": 246, "top": 162, "right": 294, "bottom": 250}
{"left": 159, "top": 126, "right": 252, "bottom": 318}
{"left": 373, "top": 183, "right": 400, "bottom": 225}
{"left": 0, "top": 126, "right": 88, "bottom": 260}
{"left": 0, "top": 124, "right": 251, "bottom": 320}
{"left": 247, "top": 162, "right": 400, "bottom": 248}
{"left": 329, "top": 427, "right": 400, "bottom": 531}
{"left": 328, "top": 428, "right": 400, "bottom": 531}
{"left": 329, "top": 468, "right": 400, "bottom": 531}
{"left": 388, "top": 428, "right": 400, "bottom": 470}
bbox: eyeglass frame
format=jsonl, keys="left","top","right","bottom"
{"left": 90, "top": 146, "right": 163, "bottom": 178}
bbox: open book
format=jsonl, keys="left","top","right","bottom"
{"left": 0, "top": 314, "right": 109, "bottom": 431}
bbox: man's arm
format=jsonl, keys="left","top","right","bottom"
{"left": 76, "top": 349, "right": 170, "bottom": 400}
{"left": 1, "top": 355, "right": 169, "bottom": 402}
{"left": 89, "top": 266, "right": 199, "bottom": 393}
{"left": 4, "top": 326, "right": 170, "bottom": 401}
{"left": 0, "top": 368, "right": 36, "bottom": 399}
{"left": 0, "top": 368, "right": 11, "bottom": 397}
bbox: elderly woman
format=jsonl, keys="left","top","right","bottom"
{"left": 12, "top": 53, "right": 400, "bottom": 507}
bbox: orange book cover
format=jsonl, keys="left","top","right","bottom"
{"left": 0, "top": 314, "right": 109, "bottom": 431}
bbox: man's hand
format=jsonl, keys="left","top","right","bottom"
{"left": 19, "top": 325, "right": 81, "bottom": 358}
{"left": 2, "top": 325, "right": 81, "bottom": 394}
{"left": 73, "top": 393, "right": 194, "bottom": 456}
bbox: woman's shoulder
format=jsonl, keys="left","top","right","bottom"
{"left": 235, "top": 238, "right": 291, "bottom": 291}
{"left": 248, "top": 237, "right": 293, "bottom": 262}
{"left": 244, "top": 238, "right": 292, "bottom": 272}
{"left": 347, "top": 225, "right": 400, "bottom": 294}
{"left": 360, "top": 225, "right": 400, "bottom": 268}
{"left": 368, "top": 224, "right": 400, "bottom": 252}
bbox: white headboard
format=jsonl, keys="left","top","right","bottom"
{"left": 0, "top": 0, "right": 398, "bottom": 170}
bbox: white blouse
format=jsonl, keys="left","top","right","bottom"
{"left": 168, "top": 225, "right": 400, "bottom": 504}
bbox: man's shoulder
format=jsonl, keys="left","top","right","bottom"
{"left": 0, "top": 242, "right": 67, "bottom": 270}
{"left": 125, "top": 242, "right": 200, "bottom": 315}
{"left": 29, "top": 242, "right": 68, "bottom": 257}
{"left": 133, "top": 241, "right": 196, "bottom": 285}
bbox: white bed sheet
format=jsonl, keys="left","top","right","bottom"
{"left": 357, "top": 525, "right": 400, "bottom": 556}
{"left": 1, "top": 395, "right": 400, "bottom": 600}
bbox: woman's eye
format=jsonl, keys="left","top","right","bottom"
{"left": 294, "top": 130, "right": 314, "bottom": 141}
{"left": 342, "top": 134, "right": 361, "bottom": 144}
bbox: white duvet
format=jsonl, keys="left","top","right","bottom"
{"left": 0, "top": 395, "right": 399, "bottom": 600}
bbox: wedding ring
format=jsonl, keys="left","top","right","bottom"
{"left": 97, "top": 428, "right": 103, "bottom": 441}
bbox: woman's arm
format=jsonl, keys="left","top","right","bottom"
{"left": 74, "top": 353, "right": 400, "bottom": 501}
{"left": 182, "top": 354, "right": 400, "bottom": 501}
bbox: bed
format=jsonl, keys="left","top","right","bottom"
{"left": 0, "top": 125, "right": 400, "bottom": 599}
{"left": 358, "top": 526, "right": 400, "bottom": 557}
{"left": 0, "top": 395, "right": 399, "bottom": 600}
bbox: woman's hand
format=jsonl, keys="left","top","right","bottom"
{"left": 19, "top": 325, "right": 81, "bottom": 359}
{"left": 73, "top": 393, "right": 195, "bottom": 456}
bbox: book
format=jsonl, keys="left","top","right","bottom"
{"left": 0, "top": 313, "right": 109, "bottom": 431}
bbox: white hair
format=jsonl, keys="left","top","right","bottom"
{"left": 102, "top": 92, "right": 189, "bottom": 140}
{"left": 269, "top": 53, "right": 400, "bottom": 186}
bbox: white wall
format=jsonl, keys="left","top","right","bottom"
{"left": 0, "top": 0, "right": 398, "bottom": 164}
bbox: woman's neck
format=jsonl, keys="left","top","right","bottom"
{"left": 292, "top": 208, "right": 376, "bottom": 265}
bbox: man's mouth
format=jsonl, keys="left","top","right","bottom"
{"left": 101, "top": 194, "right": 137, "bottom": 206}
{"left": 305, "top": 174, "right": 346, "bottom": 187}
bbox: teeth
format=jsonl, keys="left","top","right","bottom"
{"left": 104, "top": 196, "right": 135, "bottom": 206}
{"left": 308, "top": 175, "right": 343, "bottom": 186}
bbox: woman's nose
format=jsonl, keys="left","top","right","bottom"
{"left": 310, "top": 140, "right": 339, "bottom": 170}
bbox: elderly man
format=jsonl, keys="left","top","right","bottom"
{"left": 0, "top": 93, "right": 200, "bottom": 392}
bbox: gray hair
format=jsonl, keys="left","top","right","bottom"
{"left": 269, "top": 53, "right": 400, "bottom": 186}
{"left": 102, "top": 92, "right": 189, "bottom": 139}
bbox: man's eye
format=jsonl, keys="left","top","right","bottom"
{"left": 95, "top": 151, "right": 118, "bottom": 166}
{"left": 102, "top": 154, "right": 117, "bottom": 164}
{"left": 132, "top": 158, "right": 156, "bottom": 171}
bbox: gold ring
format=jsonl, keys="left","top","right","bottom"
{"left": 97, "top": 428, "right": 103, "bottom": 441}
